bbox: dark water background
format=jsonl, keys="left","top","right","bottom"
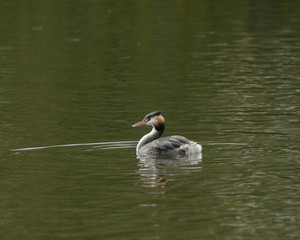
{"left": 1, "top": 1, "right": 299, "bottom": 239}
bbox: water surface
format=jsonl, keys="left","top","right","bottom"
{"left": 1, "top": 0, "right": 300, "bottom": 239}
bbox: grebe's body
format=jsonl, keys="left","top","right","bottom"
{"left": 132, "top": 111, "right": 202, "bottom": 156}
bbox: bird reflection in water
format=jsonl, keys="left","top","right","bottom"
{"left": 137, "top": 152, "right": 202, "bottom": 188}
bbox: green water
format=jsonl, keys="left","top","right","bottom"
{"left": 1, "top": 1, "right": 300, "bottom": 239}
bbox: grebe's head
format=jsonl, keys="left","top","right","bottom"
{"left": 132, "top": 111, "right": 165, "bottom": 128}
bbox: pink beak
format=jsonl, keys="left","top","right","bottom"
{"left": 132, "top": 120, "right": 147, "bottom": 127}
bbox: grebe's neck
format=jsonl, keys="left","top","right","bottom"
{"left": 136, "top": 124, "right": 165, "bottom": 154}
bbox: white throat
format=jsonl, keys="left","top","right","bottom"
{"left": 136, "top": 127, "right": 159, "bottom": 155}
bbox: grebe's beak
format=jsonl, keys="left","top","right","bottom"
{"left": 132, "top": 120, "right": 147, "bottom": 127}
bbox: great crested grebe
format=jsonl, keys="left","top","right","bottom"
{"left": 132, "top": 111, "right": 202, "bottom": 156}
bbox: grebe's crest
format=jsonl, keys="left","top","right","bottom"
{"left": 145, "top": 111, "right": 161, "bottom": 118}
{"left": 143, "top": 111, "right": 162, "bottom": 121}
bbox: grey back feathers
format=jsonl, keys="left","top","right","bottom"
{"left": 139, "top": 135, "right": 190, "bottom": 155}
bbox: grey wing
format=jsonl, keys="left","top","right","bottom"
{"left": 147, "top": 135, "right": 191, "bottom": 152}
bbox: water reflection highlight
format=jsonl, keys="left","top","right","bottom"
{"left": 10, "top": 141, "right": 137, "bottom": 152}
{"left": 137, "top": 152, "right": 202, "bottom": 188}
